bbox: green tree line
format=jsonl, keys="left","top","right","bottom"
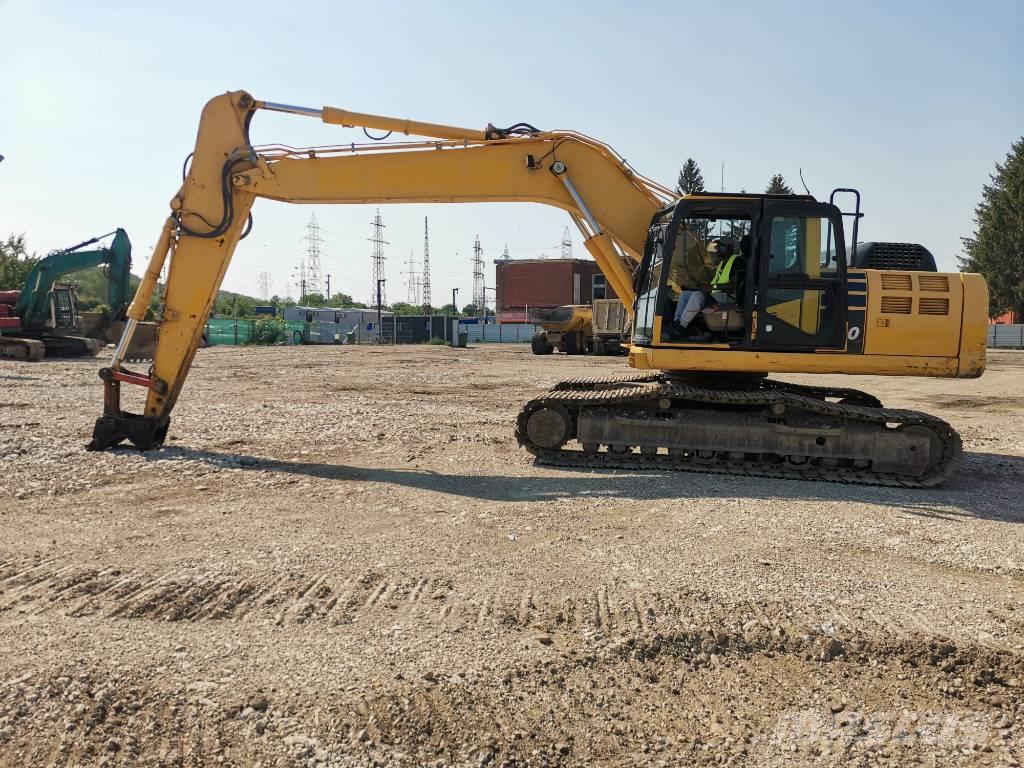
{"left": 959, "top": 138, "right": 1024, "bottom": 317}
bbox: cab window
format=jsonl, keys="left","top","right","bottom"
{"left": 767, "top": 216, "right": 838, "bottom": 278}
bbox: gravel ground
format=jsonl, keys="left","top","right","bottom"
{"left": 1, "top": 344, "right": 1023, "bottom": 767}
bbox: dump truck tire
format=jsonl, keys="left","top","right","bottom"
{"left": 531, "top": 332, "right": 553, "bottom": 355}
{"left": 562, "top": 330, "right": 583, "bottom": 355}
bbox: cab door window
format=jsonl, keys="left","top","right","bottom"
{"left": 760, "top": 214, "right": 843, "bottom": 347}
{"left": 767, "top": 216, "right": 839, "bottom": 278}
{"left": 53, "top": 288, "right": 76, "bottom": 328}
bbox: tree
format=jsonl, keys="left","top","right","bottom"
{"left": 0, "top": 233, "right": 37, "bottom": 291}
{"left": 460, "top": 304, "right": 495, "bottom": 317}
{"left": 765, "top": 174, "right": 793, "bottom": 195}
{"left": 959, "top": 138, "right": 1024, "bottom": 317}
{"left": 676, "top": 158, "right": 705, "bottom": 196}
{"left": 727, "top": 220, "right": 751, "bottom": 241}
{"left": 231, "top": 296, "right": 255, "bottom": 318}
{"left": 439, "top": 303, "right": 459, "bottom": 316}
{"left": 389, "top": 301, "right": 421, "bottom": 315}
{"left": 676, "top": 158, "right": 710, "bottom": 242}
{"left": 64, "top": 266, "right": 144, "bottom": 311}
{"left": 213, "top": 290, "right": 260, "bottom": 318}
{"left": 327, "top": 292, "right": 366, "bottom": 309}
{"left": 300, "top": 292, "right": 325, "bottom": 307}
{"left": 269, "top": 294, "right": 297, "bottom": 308}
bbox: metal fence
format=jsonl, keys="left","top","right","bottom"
{"left": 461, "top": 323, "right": 540, "bottom": 343}
{"left": 205, "top": 318, "right": 254, "bottom": 345}
{"left": 204, "top": 318, "right": 308, "bottom": 346}
{"left": 203, "top": 317, "right": 541, "bottom": 346}
{"left": 988, "top": 324, "right": 1024, "bottom": 349}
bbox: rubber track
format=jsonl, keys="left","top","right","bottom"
{"left": 515, "top": 378, "right": 961, "bottom": 488}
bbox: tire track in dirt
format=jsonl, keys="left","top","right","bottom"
{"left": 1, "top": 556, "right": 1020, "bottom": 652}
{"left": 0, "top": 557, "right": 652, "bottom": 634}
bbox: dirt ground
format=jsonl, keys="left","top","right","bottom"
{"left": 2, "top": 343, "right": 1024, "bottom": 767}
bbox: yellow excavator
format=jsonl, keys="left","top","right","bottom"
{"left": 89, "top": 91, "right": 988, "bottom": 487}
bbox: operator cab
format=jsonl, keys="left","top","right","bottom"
{"left": 49, "top": 284, "right": 79, "bottom": 330}
{"left": 632, "top": 193, "right": 847, "bottom": 352}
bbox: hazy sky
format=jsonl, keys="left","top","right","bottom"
{"left": 2, "top": 0, "right": 1021, "bottom": 306}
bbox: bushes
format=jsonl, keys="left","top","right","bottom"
{"left": 248, "top": 316, "right": 288, "bottom": 345}
{"left": 428, "top": 336, "right": 447, "bottom": 345}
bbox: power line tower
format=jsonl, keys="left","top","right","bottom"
{"left": 404, "top": 249, "right": 419, "bottom": 304}
{"left": 561, "top": 226, "right": 572, "bottom": 259}
{"left": 368, "top": 208, "right": 387, "bottom": 307}
{"left": 306, "top": 212, "right": 322, "bottom": 296}
{"left": 421, "top": 216, "right": 432, "bottom": 314}
{"left": 502, "top": 244, "right": 510, "bottom": 260}
{"left": 472, "top": 235, "right": 485, "bottom": 313}
{"left": 257, "top": 271, "right": 271, "bottom": 301}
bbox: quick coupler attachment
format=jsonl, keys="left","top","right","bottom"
{"left": 86, "top": 367, "right": 170, "bottom": 451}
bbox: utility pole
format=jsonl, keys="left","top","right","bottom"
{"left": 472, "top": 235, "right": 484, "bottom": 315}
{"left": 376, "top": 278, "right": 386, "bottom": 343}
{"left": 561, "top": 227, "right": 572, "bottom": 259}
{"left": 369, "top": 208, "right": 387, "bottom": 307}
{"left": 448, "top": 287, "right": 458, "bottom": 344}
{"left": 422, "top": 216, "right": 432, "bottom": 314}
{"left": 306, "top": 212, "right": 322, "bottom": 296}
{"left": 325, "top": 274, "right": 331, "bottom": 303}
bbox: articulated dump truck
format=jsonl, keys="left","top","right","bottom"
{"left": 530, "top": 299, "right": 628, "bottom": 356}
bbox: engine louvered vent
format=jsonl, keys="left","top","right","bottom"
{"left": 918, "top": 275, "right": 950, "bottom": 292}
{"left": 881, "top": 296, "right": 912, "bottom": 314}
{"left": 918, "top": 298, "right": 950, "bottom": 315}
{"left": 852, "top": 242, "right": 938, "bottom": 271}
{"left": 880, "top": 273, "right": 913, "bottom": 291}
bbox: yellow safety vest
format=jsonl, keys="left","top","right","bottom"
{"left": 712, "top": 254, "right": 741, "bottom": 289}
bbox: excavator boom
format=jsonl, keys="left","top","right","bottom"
{"left": 89, "top": 90, "right": 672, "bottom": 449}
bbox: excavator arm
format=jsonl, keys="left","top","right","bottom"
{"left": 89, "top": 90, "right": 674, "bottom": 450}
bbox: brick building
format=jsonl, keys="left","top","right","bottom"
{"left": 494, "top": 258, "right": 619, "bottom": 322}
{"left": 990, "top": 310, "right": 1022, "bottom": 324}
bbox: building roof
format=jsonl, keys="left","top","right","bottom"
{"left": 493, "top": 257, "right": 596, "bottom": 266}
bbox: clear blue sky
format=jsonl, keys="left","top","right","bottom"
{"left": 2, "top": 0, "right": 1021, "bottom": 305}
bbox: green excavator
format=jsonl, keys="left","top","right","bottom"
{"left": 0, "top": 229, "right": 156, "bottom": 361}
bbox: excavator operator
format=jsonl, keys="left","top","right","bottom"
{"left": 709, "top": 235, "right": 748, "bottom": 306}
{"left": 665, "top": 230, "right": 718, "bottom": 340}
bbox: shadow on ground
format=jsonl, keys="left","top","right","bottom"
{"left": 125, "top": 445, "right": 1024, "bottom": 524}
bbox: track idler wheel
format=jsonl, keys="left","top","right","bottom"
{"left": 524, "top": 405, "right": 573, "bottom": 450}
{"left": 896, "top": 423, "right": 948, "bottom": 478}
